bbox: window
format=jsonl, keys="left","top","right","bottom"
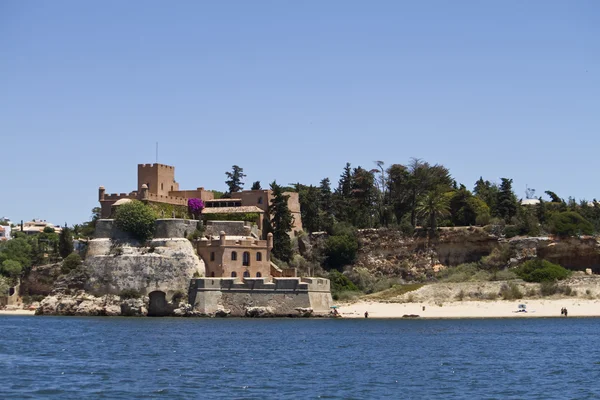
{"left": 243, "top": 271, "right": 250, "bottom": 277}
{"left": 258, "top": 197, "right": 263, "bottom": 204}
{"left": 231, "top": 271, "right": 237, "bottom": 277}
{"left": 256, "top": 272, "right": 262, "bottom": 277}
{"left": 243, "top": 252, "right": 250, "bottom": 266}
{"left": 231, "top": 251, "right": 237, "bottom": 261}
{"left": 210, "top": 271, "right": 215, "bottom": 277}
{"left": 256, "top": 252, "right": 262, "bottom": 262}
{"left": 210, "top": 252, "right": 215, "bottom": 261}
{"left": 161, "top": 183, "right": 164, "bottom": 190}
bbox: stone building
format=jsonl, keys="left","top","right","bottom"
{"left": 99, "top": 163, "right": 302, "bottom": 234}
{"left": 197, "top": 231, "right": 273, "bottom": 279}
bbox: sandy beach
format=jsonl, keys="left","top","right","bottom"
{"left": 337, "top": 299, "right": 600, "bottom": 319}
{"left": 0, "top": 309, "right": 36, "bottom": 316}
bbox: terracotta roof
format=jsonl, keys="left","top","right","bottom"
{"left": 201, "top": 206, "right": 263, "bottom": 214}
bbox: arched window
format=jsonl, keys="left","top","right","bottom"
{"left": 243, "top": 271, "right": 250, "bottom": 277}
{"left": 161, "top": 183, "right": 164, "bottom": 191}
{"left": 243, "top": 251, "right": 250, "bottom": 266}
{"left": 256, "top": 272, "right": 262, "bottom": 277}
{"left": 210, "top": 252, "right": 215, "bottom": 261}
{"left": 210, "top": 271, "right": 215, "bottom": 277}
{"left": 256, "top": 252, "right": 262, "bottom": 262}
{"left": 231, "top": 271, "right": 237, "bottom": 278}
{"left": 231, "top": 251, "right": 237, "bottom": 261}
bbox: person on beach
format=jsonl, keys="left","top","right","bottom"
{"left": 561, "top": 307, "right": 565, "bottom": 316}
{"left": 564, "top": 308, "right": 568, "bottom": 317}
{"left": 364, "top": 311, "right": 369, "bottom": 318}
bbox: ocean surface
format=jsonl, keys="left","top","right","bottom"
{"left": 1, "top": 316, "right": 599, "bottom": 399}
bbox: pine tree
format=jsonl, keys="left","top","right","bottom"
{"left": 299, "top": 185, "right": 321, "bottom": 233}
{"left": 269, "top": 181, "right": 294, "bottom": 262}
{"left": 251, "top": 181, "right": 261, "bottom": 190}
{"left": 224, "top": 165, "right": 246, "bottom": 195}
{"left": 319, "top": 178, "right": 334, "bottom": 231}
{"left": 58, "top": 226, "right": 74, "bottom": 259}
{"left": 496, "top": 178, "right": 518, "bottom": 223}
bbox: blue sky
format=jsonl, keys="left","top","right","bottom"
{"left": 1, "top": 1, "right": 598, "bottom": 226}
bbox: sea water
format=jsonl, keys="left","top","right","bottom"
{"left": 1, "top": 316, "right": 599, "bottom": 399}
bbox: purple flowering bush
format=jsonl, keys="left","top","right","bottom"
{"left": 188, "top": 198, "right": 205, "bottom": 219}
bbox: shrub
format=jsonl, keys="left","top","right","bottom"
{"left": 504, "top": 225, "right": 521, "bottom": 238}
{"left": 480, "top": 244, "right": 512, "bottom": 270}
{"left": 114, "top": 200, "right": 157, "bottom": 241}
{"left": 438, "top": 263, "right": 485, "bottom": 282}
{"left": 515, "top": 259, "right": 571, "bottom": 282}
{"left": 491, "top": 269, "right": 518, "bottom": 281}
{"left": 500, "top": 282, "right": 523, "bottom": 300}
{"left": 324, "top": 234, "right": 358, "bottom": 271}
{"left": 540, "top": 281, "right": 558, "bottom": 296}
{"left": 61, "top": 253, "right": 82, "bottom": 275}
{"left": 171, "top": 290, "right": 186, "bottom": 303}
{"left": 329, "top": 270, "right": 359, "bottom": 298}
{"left": 548, "top": 211, "right": 594, "bottom": 237}
{"left": 119, "top": 288, "right": 142, "bottom": 299}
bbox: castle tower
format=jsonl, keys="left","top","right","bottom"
{"left": 137, "top": 163, "right": 180, "bottom": 197}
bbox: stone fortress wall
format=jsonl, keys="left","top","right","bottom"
{"left": 189, "top": 277, "right": 332, "bottom": 317}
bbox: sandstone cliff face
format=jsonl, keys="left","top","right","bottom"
{"left": 84, "top": 237, "right": 205, "bottom": 300}
{"left": 352, "top": 228, "right": 600, "bottom": 279}
{"left": 354, "top": 227, "right": 499, "bottom": 279}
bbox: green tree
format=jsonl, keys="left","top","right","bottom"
{"left": 58, "top": 226, "right": 74, "bottom": 258}
{"left": 269, "top": 181, "right": 294, "bottom": 262}
{"left": 324, "top": 233, "right": 358, "bottom": 271}
{"left": 350, "top": 166, "right": 377, "bottom": 228}
{"left": 61, "top": 253, "right": 82, "bottom": 275}
{"left": 224, "top": 165, "right": 246, "bottom": 196}
{"left": 496, "top": 178, "right": 518, "bottom": 223}
{"left": 79, "top": 207, "right": 101, "bottom": 238}
{"left": 319, "top": 178, "right": 335, "bottom": 232}
{"left": 473, "top": 177, "right": 499, "bottom": 215}
{"left": 251, "top": 181, "right": 261, "bottom": 190}
{"left": 548, "top": 211, "right": 593, "bottom": 237}
{"left": 299, "top": 185, "right": 321, "bottom": 233}
{"left": 416, "top": 187, "right": 451, "bottom": 231}
{"left": 333, "top": 163, "right": 354, "bottom": 224}
{"left": 544, "top": 190, "right": 563, "bottom": 203}
{"left": 387, "top": 163, "right": 411, "bottom": 225}
{"left": 114, "top": 200, "right": 157, "bottom": 241}
{"left": 1, "top": 260, "right": 22, "bottom": 283}
{"left": 0, "top": 237, "right": 32, "bottom": 268}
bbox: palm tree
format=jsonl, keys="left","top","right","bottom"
{"left": 416, "top": 188, "right": 451, "bottom": 232}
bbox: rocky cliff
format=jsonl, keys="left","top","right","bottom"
{"left": 351, "top": 228, "right": 600, "bottom": 280}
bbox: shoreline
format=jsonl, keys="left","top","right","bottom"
{"left": 0, "top": 309, "right": 36, "bottom": 316}
{"left": 337, "top": 299, "right": 600, "bottom": 319}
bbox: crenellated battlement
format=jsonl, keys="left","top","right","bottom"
{"left": 145, "top": 192, "right": 187, "bottom": 205}
{"left": 138, "top": 163, "right": 175, "bottom": 170}
{"left": 197, "top": 237, "right": 268, "bottom": 248}
{"left": 104, "top": 193, "right": 136, "bottom": 201}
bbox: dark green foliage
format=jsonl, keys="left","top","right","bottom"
{"left": 496, "top": 178, "right": 518, "bottom": 223}
{"left": 75, "top": 207, "right": 101, "bottom": 238}
{"left": 329, "top": 270, "right": 359, "bottom": 293}
{"left": 1, "top": 260, "right": 22, "bottom": 282}
{"left": 298, "top": 185, "right": 321, "bottom": 233}
{"left": 548, "top": 211, "right": 594, "bottom": 236}
{"left": 58, "top": 227, "right": 74, "bottom": 258}
{"left": 449, "top": 186, "right": 490, "bottom": 226}
{"left": 0, "top": 237, "right": 32, "bottom": 268}
{"left": 545, "top": 191, "right": 563, "bottom": 203}
{"left": 319, "top": 178, "right": 335, "bottom": 232}
{"left": 503, "top": 225, "right": 521, "bottom": 238}
{"left": 269, "top": 181, "right": 294, "bottom": 262}
{"left": 43, "top": 226, "right": 55, "bottom": 234}
{"left": 251, "top": 181, "right": 261, "bottom": 190}
{"left": 473, "top": 177, "right": 499, "bottom": 215}
{"left": 119, "top": 288, "right": 142, "bottom": 299}
{"left": 515, "top": 259, "right": 571, "bottom": 282}
{"left": 225, "top": 165, "right": 246, "bottom": 195}
{"left": 61, "top": 253, "right": 82, "bottom": 275}
{"left": 324, "top": 233, "right": 358, "bottom": 270}
{"left": 114, "top": 200, "right": 157, "bottom": 241}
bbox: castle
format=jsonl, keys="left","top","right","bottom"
{"left": 90, "top": 163, "right": 331, "bottom": 316}
{"left": 98, "top": 163, "right": 302, "bottom": 235}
